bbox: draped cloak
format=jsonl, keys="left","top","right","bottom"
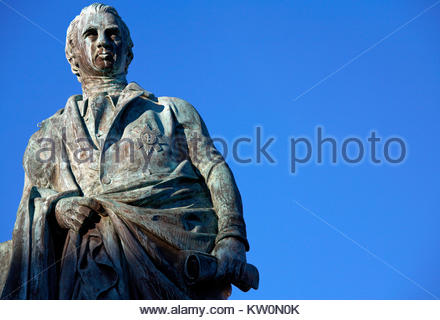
{"left": 1, "top": 82, "right": 248, "bottom": 299}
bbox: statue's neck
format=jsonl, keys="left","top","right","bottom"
{"left": 81, "top": 74, "right": 127, "bottom": 99}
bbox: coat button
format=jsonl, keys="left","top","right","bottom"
{"left": 102, "top": 177, "right": 111, "bottom": 185}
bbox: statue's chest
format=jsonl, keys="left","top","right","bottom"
{"left": 66, "top": 104, "right": 189, "bottom": 196}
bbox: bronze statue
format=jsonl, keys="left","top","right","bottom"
{"left": 0, "top": 3, "right": 257, "bottom": 299}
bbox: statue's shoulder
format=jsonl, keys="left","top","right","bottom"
{"left": 40, "top": 107, "right": 67, "bottom": 128}
{"left": 25, "top": 94, "right": 79, "bottom": 158}
{"left": 158, "top": 96, "right": 193, "bottom": 109}
{"left": 158, "top": 96, "right": 201, "bottom": 125}
{"left": 28, "top": 106, "right": 67, "bottom": 144}
{"left": 23, "top": 105, "right": 67, "bottom": 184}
{"left": 32, "top": 94, "right": 81, "bottom": 138}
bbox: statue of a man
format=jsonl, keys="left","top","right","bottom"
{"left": 1, "top": 3, "right": 256, "bottom": 299}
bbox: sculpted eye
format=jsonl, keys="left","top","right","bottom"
{"left": 106, "top": 28, "right": 120, "bottom": 40}
{"left": 83, "top": 28, "right": 98, "bottom": 39}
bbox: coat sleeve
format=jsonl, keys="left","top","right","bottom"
{"left": 167, "top": 97, "right": 249, "bottom": 251}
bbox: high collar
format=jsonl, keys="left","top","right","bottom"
{"left": 80, "top": 75, "right": 127, "bottom": 99}
{"left": 77, "top": 82, "right": 156, "bottom": 117}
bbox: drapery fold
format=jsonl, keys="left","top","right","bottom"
{"left": 2, "top": 184, "right": 222, "bottom": 299}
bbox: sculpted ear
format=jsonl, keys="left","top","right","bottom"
{"left": 69, "top": 57, "right": 81, "bottom": 78}
{"left": 125, "top": 48, "right": 133, "bottom": 73}
{"left": 66, "top": 39, "right": 81, "bottom": 80}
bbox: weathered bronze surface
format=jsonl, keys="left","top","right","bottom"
{"left": 0, "top": 3, "right": 258, "bottom": 299}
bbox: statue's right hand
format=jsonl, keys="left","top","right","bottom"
{"left": 55, "top": 197, "right": 102, "bottom": 232}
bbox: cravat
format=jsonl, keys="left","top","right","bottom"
{"left": 86, "top": 93, "right": 117, "bottom": 147}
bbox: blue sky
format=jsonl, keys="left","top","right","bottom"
{"left": 0, "top": 0, "right": 439, "bottom": 299}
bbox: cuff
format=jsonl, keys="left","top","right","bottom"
{"left": 216, "top": 214, "right": 249, "bottom": 251}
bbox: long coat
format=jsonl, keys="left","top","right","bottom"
{"left": 1, "top": 82, "right": 248, "bottom": 299}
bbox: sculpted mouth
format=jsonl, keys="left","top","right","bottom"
{"left": 95, "top": 51, "right": 114, "bottom": 61}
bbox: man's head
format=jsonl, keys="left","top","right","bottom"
{"left": 65, "top": 3, "right": 133, "bottom": 81}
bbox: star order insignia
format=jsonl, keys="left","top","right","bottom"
{"left": 140, "top": 123, "right": 163, "bottom": 153}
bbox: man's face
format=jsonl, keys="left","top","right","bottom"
{"left": 76, "top": 11, "right": 129, "bottom": 77}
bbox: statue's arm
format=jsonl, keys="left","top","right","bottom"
{"left": 23, "top": 123, "right": 96, "bottom": 232}
{"left": 168, "top": 97, "right": 249, "bottom": 251}
{"left": 204, "top": 160, "right": 249, "bottom": 250}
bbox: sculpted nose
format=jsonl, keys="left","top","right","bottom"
{"left": 97, "top": 32, "right": 111, "bottom": 48}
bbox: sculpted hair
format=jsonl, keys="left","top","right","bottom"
{"left": 65, "top": 3, "right": 134, "bottom": 80}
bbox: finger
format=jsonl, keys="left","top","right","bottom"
{"left": 78, "top": 198, "right": 102, "bottom": 212}
{"left": 231, "top": 259, "right": 245, "bottom": 282}
{"left": 55, "top": 199, "right": 71, "bottom": 215}
{"left": 219, "top": 258, "right": 244, "bottom": 282}
{"left": 78, "top": 206, "right": 93, "bottom": 217}
{"left": 215, "top": 259, "right": 228, "bottom": 280}
{"left": 66, "top": 216, "right": 81, "bottom": 232}
{"left": 71, "top": 214, "right": 85, "bottom": 225}
{"left": 72, "top": 221, "right": 81, "bottom": 232}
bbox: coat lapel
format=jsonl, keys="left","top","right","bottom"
{"left": 64, "top": 95, "right": 99, "bottom": 153}
{"left": 100, "top": 82, "right": 152, "bottom": 152}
